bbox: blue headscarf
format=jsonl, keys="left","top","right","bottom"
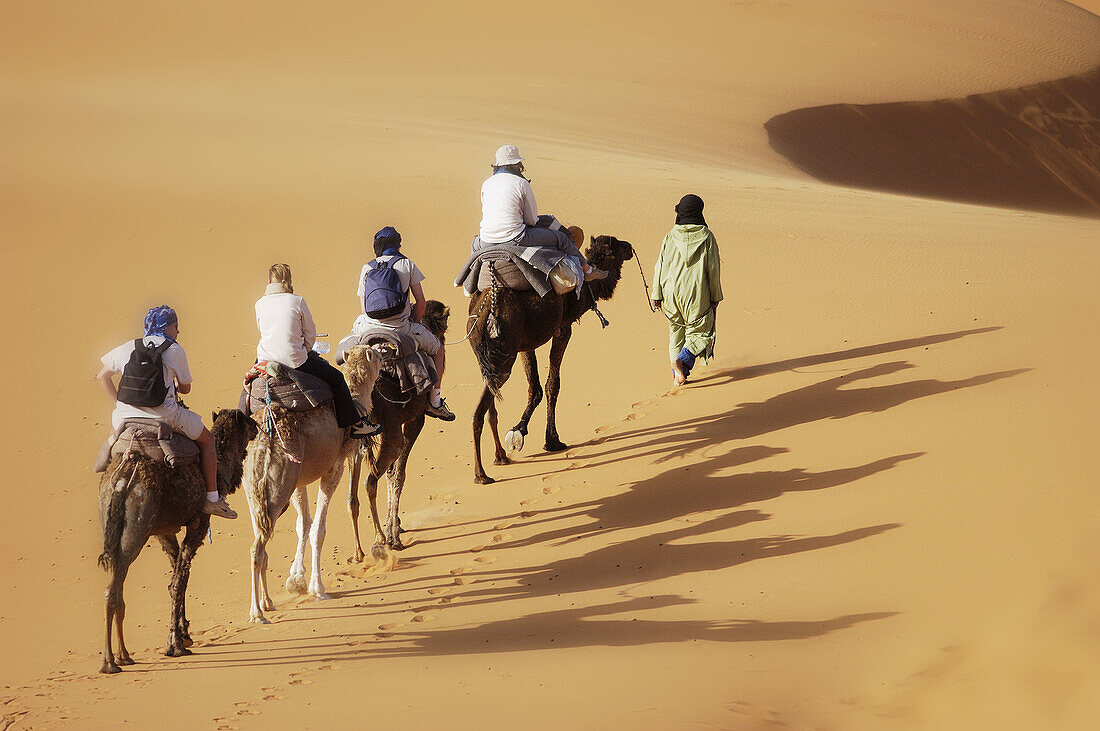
{"left": 373, "top": 226, "right": 402, "bottom": 257}
{"left": 144, "top": 305, "right": 178, "bottom": 340}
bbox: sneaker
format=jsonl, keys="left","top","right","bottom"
{"left": 425, "top": 397, "right": 456, "bottom": 422}
{"left": 203, "top": 498, "right": 238, "bottom": 519}
{"left": 349, "top": 419, "right": 383, "bottom": 438}
{"left": 584, "top": 267, "right": 609, "bottom": 282}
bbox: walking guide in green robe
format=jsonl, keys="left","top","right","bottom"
{"left": 651, "top": 194, "right": 723, "bottom": 385}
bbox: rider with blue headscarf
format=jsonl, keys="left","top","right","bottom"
{"left": 96, "top": 304, "right": 238, "bottom": 519}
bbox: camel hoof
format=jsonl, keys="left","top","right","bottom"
{"left": 387, "top": 537, "right": 406, "bottom": 551}
{"left": 544, "top": 440, "right": 568, "bottom": 453}
{"left": 349, "top": 552, "right": 365, "bottom": 564}
{"left": 311, "top": 590, "right": 331, "bottom": 601}
{"left": 180, "top": 636, "right": 194, "bottom": 648}
{"left": 165, "top": 645, "right": 191, "bottom": 657}
{"left": 286, "top": 575, "right": 308, "bottom": 595}
{"left": 249, "top": 615, "right": 271, "bottom": 625}
{"left": 100, "top": 662, "right": 122, "bottom": 675}
{"left": 505, "top": 430, "right": 525, "bottom": 452}
{"left": 370, "top": 544, "right": 389, "bottom": 562}
{"left": 116, "top": 656, "right": 135, "bottom": 666}
{"left": 474, "top": 474, "right": 495, "bottom": 485}
{"left": 493, "top": 454, "right": 512, "bottom": 466}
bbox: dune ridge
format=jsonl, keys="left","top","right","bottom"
{"left": 765, "top": 66, "right": 1100, "bottom": 216}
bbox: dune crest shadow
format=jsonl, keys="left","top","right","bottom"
{"left": 765, "top": 66, "right": 1100, "bottom": 217}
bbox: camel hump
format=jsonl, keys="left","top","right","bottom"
{"left": 93, "top": 418, "right": 200, "bottom": 472}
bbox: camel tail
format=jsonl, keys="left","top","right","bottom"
{"left": 473, "top": 339, "right": 505, "bottom": 401}
{"left": 99, "top": 460, "right": 138, "bottom": 571}
{"left": 470, "top": 289, "right": 506, "bottom": 400}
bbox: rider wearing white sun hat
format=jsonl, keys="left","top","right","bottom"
{"left": 477, "top": 144, "right": 608, "bottom": 282}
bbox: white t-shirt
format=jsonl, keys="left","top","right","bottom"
{"left": 480, "top": 173, "right": 538, "bottom": 243}
{"left": 101, "top": 336, "right": 194, "bottom": 427}
{"left": 357, "top": 254, "right": 425, "bottom": 327}
{"left": 255, "top": 286, "right": 317, "bottom": 368}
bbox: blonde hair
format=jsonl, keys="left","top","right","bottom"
{"left": 268, "top": 263, "right": 293, "bottom": 293}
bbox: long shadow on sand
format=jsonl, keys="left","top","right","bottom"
{"left": 169, "top": 329, "right": 1023, "bottom": 666}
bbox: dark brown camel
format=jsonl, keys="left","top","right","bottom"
{"left": 97, "top": 408, "right": 257, "bottom": 674}
{"left": 347, "top": 300, "right": 450, "bottom": 557}
{"left": 468, "top": 235, "right": 634, "bottom": 484}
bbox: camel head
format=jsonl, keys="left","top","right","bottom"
{"left": 340, "top": 345, "right": 383, "bottom": 406}
{"left": 211, "top": 408, "right": 259, "bottom": 496}
{"left": 421, "top": 300, "right": 450, "bottom": 341}
{"left": 584, "top": 235, "right": 635, "bottom": 299}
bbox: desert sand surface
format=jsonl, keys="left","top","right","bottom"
{"left": 2, "top": 0, "right": 1099, "bottom": 728}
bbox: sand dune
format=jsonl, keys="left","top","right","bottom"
{"left": 2, "top": 0, "right": 1100, "bottom": 729}
{"left": 766, "top": 66, "right": 1100, "bottom": 216}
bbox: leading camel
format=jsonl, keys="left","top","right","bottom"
{"left": 98, "top": 408, "right": 257, "bottom": 673}
{"left": 468, "top": 234, "right": 635, "bottom": 483}
{"left": 241, "top": 345, "right": 380, "bottom": 623}
{"left": 347, "top": 300, "right": 450, "bottom": 557}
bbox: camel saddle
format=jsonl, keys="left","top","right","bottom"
{"left": 238, "top": 362, "right": 333, "bottom": 416}
{"left": 93, "top": 418, "right": 201, "bottom": 473}
{"left": 336, "top": 329, "right": 436, "bottom": 396}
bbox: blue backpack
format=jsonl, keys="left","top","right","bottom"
{"left": 362, "top": 254, "right": 409, "bottom": 319}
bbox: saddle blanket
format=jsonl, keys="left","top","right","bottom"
{"left": 454, "top": 241, "right": 573, "bottom": 297}
{"left": 93, "top": 418, "right": 200, "bottom": 472}
{"left": 237, "top": 361, "right": 333, "bottom": 415}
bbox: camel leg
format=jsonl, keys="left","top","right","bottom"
{"left": 505, "top": 351, "right": 542, "bottom": 454}
{"left": 109, "top": 493, "right": 153, "bottom": 669}
{"left": 385, "top": 416, "right": 424, "bottom": 550}
{"left": 249, "top": 528, "right": 271, "bottom": 623}
{"left": 165, "top": 522, "right": 204, "bottom": 656}
{"left": 366, "top": 435, "right": 399, "bottom": 560}
{"left": 286, "top": 485, "right": 312, "bottom": 596}
{"left": 347, "top": 450, "right": 366, "bottom": 563}
{"left": 488, "top": 391, "right": 509, "bottom": 466}
{"left": 158, "top": 535, "right": 193, "bottom": 649}
{"left": 472, "top": 385, "right": 495, "bottom": 484}
{"left": 101, "top": 564, "right": 124, "bottom": 674}
{"left": 309, "top": 458, "right": 346, "bottom": 599}
{"left": 544, "top": 324, "right": 573, "bottom": 452}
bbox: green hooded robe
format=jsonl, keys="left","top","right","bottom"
{"left": 651, "top": 224, "right": 723, "bottom": 362}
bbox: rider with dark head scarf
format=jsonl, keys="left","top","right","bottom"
{"left": 651, "top": 194, "right": 723, "bottom": 385}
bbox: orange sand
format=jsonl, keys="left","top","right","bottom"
{"left": 2, "top": 1, "right": 1099, "bottom": 728}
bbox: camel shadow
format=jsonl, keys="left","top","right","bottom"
{"left": 513, "top": 358, "right": 1025, "bottom": 488}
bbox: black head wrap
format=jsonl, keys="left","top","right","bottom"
{"left": 674, "top": 194, "right": 707, "bottom": 226}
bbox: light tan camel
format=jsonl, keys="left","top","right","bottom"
{"left": 241, "top": 346, "right": 381, "bottom": 623}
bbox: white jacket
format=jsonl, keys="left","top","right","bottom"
{"left": 255, "top": 284, "right": 316, "bottom": 368}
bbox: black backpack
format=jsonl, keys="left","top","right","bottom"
{"left": 361, "top": 254, "right": 409, "bottom": 320}
{"left": 116, "top": 339, "right": 174, "bottom": 407}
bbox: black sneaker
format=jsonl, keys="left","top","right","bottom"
{"left": 425, "top": 397, "right": 456, "bottom": 421}
{"left": 350, "top": 419, "right": 383, "bottom": 438}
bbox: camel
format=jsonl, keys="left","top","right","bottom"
{"left": 347, "top": 300, "right": 450, "bottom": 557}
{"left": 468, "top": 235, "right": 635, "bottom": 483}
{"left": 241, "top": 345, "right": 381, "bottom": 623}
{"left": 97, "top": 408, "right": 258, "bottom": 674}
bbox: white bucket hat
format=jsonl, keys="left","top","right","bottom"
{"left": 493, "top": 144, "right": 524, "bottom": 166}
